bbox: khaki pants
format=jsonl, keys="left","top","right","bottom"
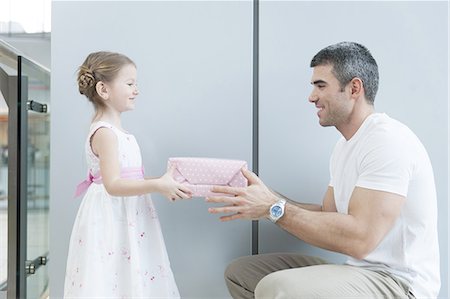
{"left": 225, "top": 253, "right": 413, "bottom": 299}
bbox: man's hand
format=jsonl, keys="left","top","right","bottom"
{"left": 206, "top": 168, "right": 279, "bottom": 221}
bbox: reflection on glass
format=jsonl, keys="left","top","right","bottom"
{"left": 21, "top": 56, "right": 50, "bottom": 299}
{"left": 1, "top": 41, "right": 50, "bottom": 297}
{"left": 0, "top": 87, "right": 8, "bottom": 288}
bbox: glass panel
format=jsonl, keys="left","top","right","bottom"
{"left": 0, "top": 49, "right": 15, "bottom": 291}
{"left": 26, "top": 264, "right": 48, "bottom": 299}
{"left": 0, "top": 84, "right": 8, "bottom": 288}
{"left": 20, "top": 56, "right": 50, "bottom": 299}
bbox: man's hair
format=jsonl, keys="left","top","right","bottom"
{"left": 310, "top": 42, "right": 379, "bottom": 104}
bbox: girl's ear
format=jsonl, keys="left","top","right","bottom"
{"left": 96, "top": 81, "right": 109, "bottom": 100}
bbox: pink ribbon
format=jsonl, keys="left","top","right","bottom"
{"left": 74, "top": 166, "right": 145, "bottom": 198}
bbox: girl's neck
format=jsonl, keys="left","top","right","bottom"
{"left": 93, "top": 110, "right": 123, "bottom": 130}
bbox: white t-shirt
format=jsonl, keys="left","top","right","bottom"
{"left": 329, "top": 113, "right": 440, "bottom": 298}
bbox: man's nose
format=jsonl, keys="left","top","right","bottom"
{"left": 308, "top": 92, "right": 318, "bottom": 103}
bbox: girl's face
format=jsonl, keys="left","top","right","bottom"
{"left": 106, "top": 64, "right": 139, "bottom": 113}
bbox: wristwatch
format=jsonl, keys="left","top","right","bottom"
{"left": 269, "top": 199, "right": 286, "bottom": 223}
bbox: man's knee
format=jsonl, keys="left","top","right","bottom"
{"left": 225, "top": 256, "right": 261, "bottom": 299}
{"left": 224, "top": 256, "right": 250, "bottom": 282}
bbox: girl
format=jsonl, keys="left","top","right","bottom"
{"left": 64, "top": 51, "right": 192, "bottom": 298}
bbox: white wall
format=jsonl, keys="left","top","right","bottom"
{"left": 51, "top": 1, "right": 252, "bottom": 298}
{"left": 50, "top": 1, "right": 448, "bottom": 298}
{"left": 258, "top": 1, "right": 448, "bottom": 298}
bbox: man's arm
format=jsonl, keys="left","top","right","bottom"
{"left": 277, "top": 186, "right": 404, "bottom": 259}
{"left": 271, "top": 189, "right": 324, "bottom": 212}
{"left": 207, "top": 169, "right": 405, "bottom": 259}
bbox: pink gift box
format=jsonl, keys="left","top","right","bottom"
{"left": 168, "top": 157, "right": 248, "bottom": 197}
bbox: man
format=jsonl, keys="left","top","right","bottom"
{"left": 207, "top": 42, "right": 440, "bottom": 299}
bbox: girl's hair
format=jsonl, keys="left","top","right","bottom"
{"left": 77, "top": 51, "right": 135, "bottom": 111}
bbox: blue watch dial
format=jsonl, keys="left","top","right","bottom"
{"left": 271, "top": 205, "right": 283, "bottom": 217}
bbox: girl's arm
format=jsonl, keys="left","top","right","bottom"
{"left": 91, "top": 127, "right": 192, "bottom": 199}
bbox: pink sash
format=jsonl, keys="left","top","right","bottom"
{"left": 74, "top": 166, "right": 144, "bottom": 198}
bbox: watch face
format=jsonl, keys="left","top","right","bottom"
{"left": 271, "top": 205, "right": 283, "bottom": 218}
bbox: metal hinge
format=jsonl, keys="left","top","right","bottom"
{"left": 27, "top": 100, "right": 48, "bottom": 113}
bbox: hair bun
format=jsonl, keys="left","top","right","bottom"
{"left": 78, "top": 71, "right": 96, "bottom": 93}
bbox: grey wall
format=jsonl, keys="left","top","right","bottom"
{"left": 51, "top": 1, "right": 252, "bottom": 298}
{"left": 258, "top": 1, "right": 448, "bottom": 298}
{"left": 50, "top": 1, "right": 448, "bottom": 298}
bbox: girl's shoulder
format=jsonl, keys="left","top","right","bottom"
{"left": 89, "top": 121, "right": 133, "bottom": 137}
{"left": 88, "top": 121, "right": 114, "bottom": 137}
{"left": 90, "top": 120, "right": 114, "bottom": 130}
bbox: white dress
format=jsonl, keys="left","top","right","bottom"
{"left": 64, "top": 121, "right": 180, "bottom": 298}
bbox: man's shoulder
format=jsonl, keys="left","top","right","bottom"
{"left": 358, "top": 114, "right": 430, "bottom": 167}
{"left": 365, "top": 113, "right": 417, "bottom": 143}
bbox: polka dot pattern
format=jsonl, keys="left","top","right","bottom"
{"left": 168, "top": 157, "right": 248, "bottom": 197}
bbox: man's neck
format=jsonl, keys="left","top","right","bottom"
{"left": 338, "top": 106, "right": 375, "bottom": 140}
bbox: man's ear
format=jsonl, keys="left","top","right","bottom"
{"left": 96, "top": 81, "right": 109, "bottom": 100}
{"left": 350, "top": 77, "right": 364, "bottom": 99}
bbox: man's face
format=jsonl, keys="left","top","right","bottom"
{"left": 308, "top": 64, "right": 353, "bottom": 128}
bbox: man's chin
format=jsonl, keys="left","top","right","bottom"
{"left": 319, "top": 119, "right": 332, "bottom": 127}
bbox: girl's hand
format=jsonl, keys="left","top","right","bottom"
{"left": 157, "top": 165, "right": 193, "bottom": 201}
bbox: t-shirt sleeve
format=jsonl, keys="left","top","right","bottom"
{"left": 356, "top": 135, "right": 412, "bottom": 197}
